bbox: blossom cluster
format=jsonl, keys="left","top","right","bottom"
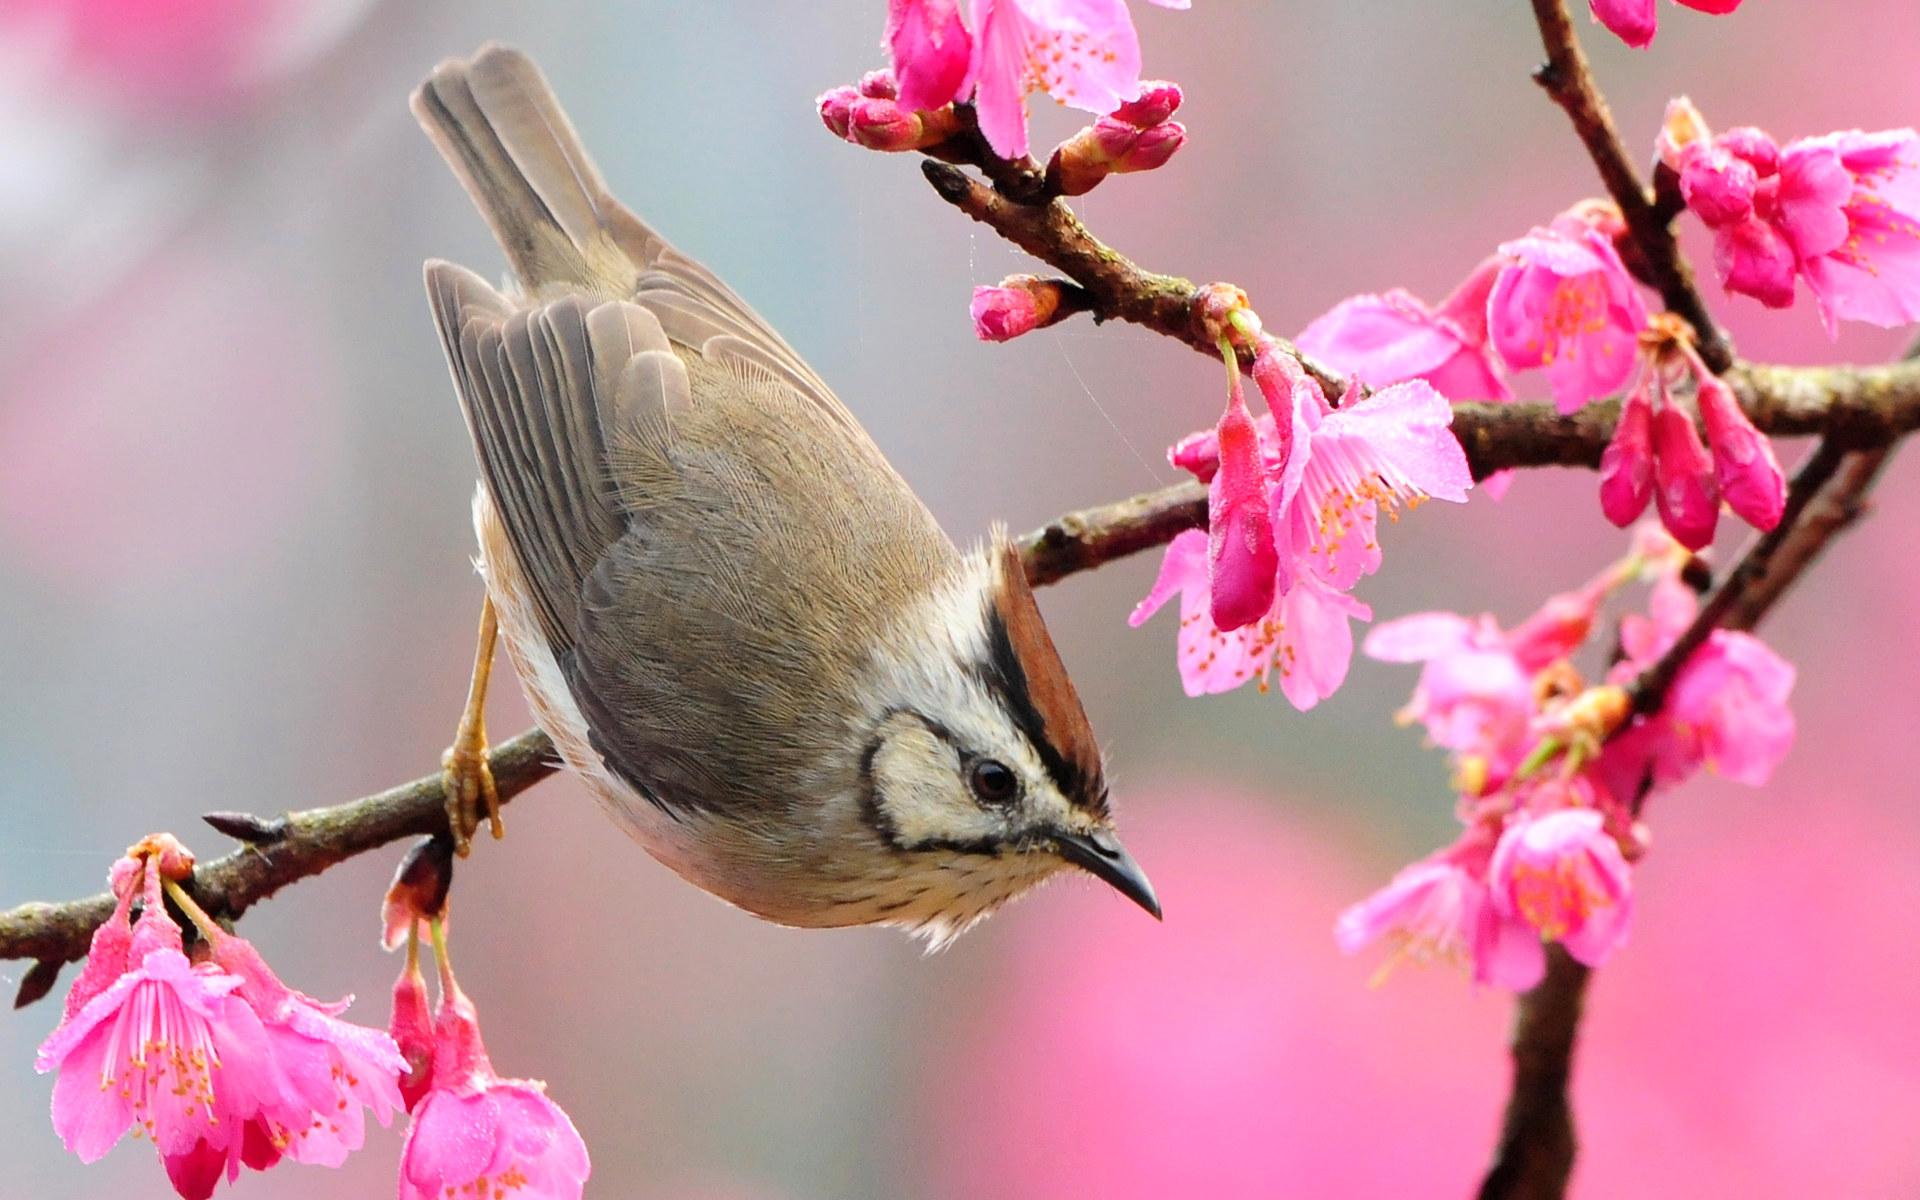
{"left": 1661, "top": 99, "right": 1920, "bottom": 334}
{"left": 36, "top": 836, "right": 405, "bottom": 1198}
{"left": 1127, "top": 333, "right": 1471, "bottom": 709}
{"left": 34, "top": 835, "right": 589, "bottom": 1199}
{"left": 1337, "top": 531, "right": 1795, "bottom": 988}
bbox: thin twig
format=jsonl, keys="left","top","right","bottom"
{"left": 1526, "top": 0, "right": 1731, "bottom": 372}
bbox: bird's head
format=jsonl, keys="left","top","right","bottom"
{"left": 853, "top": 532, "right": 1159, "bottom": 945}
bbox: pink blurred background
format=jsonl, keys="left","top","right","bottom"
{"left": 3, "top": 2, "right": 1918, "bottom": 1196}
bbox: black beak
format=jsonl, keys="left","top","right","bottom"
{"left": 1053, "top": 829, "right": 1162, "bottom": 920}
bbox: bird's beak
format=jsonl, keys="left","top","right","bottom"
{"left": 1052, "top": 829, "right": 1162, "bottom": 920}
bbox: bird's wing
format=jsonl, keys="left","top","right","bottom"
{"left": 426, "top": 260, "right": 956, "bottom": 817}
{"left": 425, "top": 260, "right": 693, "bottom": 652}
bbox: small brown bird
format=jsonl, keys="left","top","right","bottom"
{"left": 413, "top": 44, "right": 1157, "bottom": 943}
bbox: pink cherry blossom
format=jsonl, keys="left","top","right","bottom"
{"left": 398, "top": 982, "right": 590, "bottom": 1200}
{"left": 1335, "top": 858, "right": 1485, "bottom": 972}
{"left": 1364, "top": 572, "right": 1611, "bottom": 769}
{"left": 36, "top": 861, "right": 276, "bottom": 1196}
{"left": 1783, "top": 130, "right": 1920, "bottom": 334}
{"left": 201, "top": 932, "right": 405, "bottom": 1169}
{"left": 1489, "top": 808, "right": 1634, "bottom": 969}
{"left": 1489, "top": 209, "right": 1649, "bottom": 414}
{"left": 887, "top": 0, "right": 974, "bottom": 111}
{"left": 968, "top": 0, "right": 1161, "bottom": 158}
{"left": 1663, "top": 631, "right": 1796, "bottom": 785}
{"left": 1274, "top": 370, "right": 1475, "bottom": 591}
{"left": 1295, "top": 256, "right": 1511, "bottom": 403}
{"left": 1588, "top": 0, "right": 1744, "bottom": 49}
{"left": 1130, "top": 529, "right": 1370, "bottom": 710}
{"left": 1206, "top": 364, "right": 1282, "bottom": 629}
{"left": 391, "top": 951, "right": 438, "bottom": 1113}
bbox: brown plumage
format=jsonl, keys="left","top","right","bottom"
{"left": 414, "top": 44, "right": 1155, "bottom": 939}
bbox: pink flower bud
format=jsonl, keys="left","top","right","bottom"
{"left": 857, "top": 68, "right": 899, "bottom": 100}
{"left": 1695, "top": 373, "right": 1785, "bottom": 530}
{"left": 848, "top": 97, "right": 921, "bottom": 150}
{"left": 1651, "top": 399, "right": 1721, "bottom": 550}
{"left": 1599, "top": 381, "right": 1655, "bottom": 527}
{"left": 1111, "top": 79, "right": 1183, "bottom": 129}
{"left": 391, "top": 959, "right": 436, "bottom": 1112}
{"left": 1207, "top": 371, "right": 1281, "bottom": 631}
{"left": 970, "top": 285, "right": 1040, "bottom": 342}
{"left": 817, "top": 86, "right": 858, "bottom": 139}
{"left": 1681, "top": 146, "right": 1759, "bottom": 226}
{"left": 1115, "top": 120, "right": 1185, "bottom": 174}
{"left": 1169, "top": 429, "right": 1219, "bottom": 482}
{"left": 1656, "top": 96, "right": 1712, "bottom": 174}
{"left": 1718, "top": 126, "right": 1780, "bottom": 175}
{"left": 1091, "top": 114, "right": 1140, "bottom": 161}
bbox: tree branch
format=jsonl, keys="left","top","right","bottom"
{"left": 1526, "top": 0, "right": 1731, "bottom": 372}
{"left": 1479, "top": 435, "right": 1902, "bottom": 1197}
{"left": 0, "top": 490, "right": 1227, "bottom": 1004}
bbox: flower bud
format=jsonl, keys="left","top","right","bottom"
{"left": 970, "top": 285, "right": 1040, "bottom": 342}
{"left": 1116, "top": 120, "right": 1186, "bottom": 174}
{"left": 857, "top": 68, "right": 899, "bottom": 100}
{"left": 383, "top": 836, "right": 454, "bottom": 951}
{"left": 1656, "top": 96, "right": 1711, "bottom": 173}
{"left": 1599, "top": 380, "right": 1654, "bottom": 527}
{"left": 1651, "top": 399, "right": 1721, "bottom": 550}
{"left": 1717, "top": 126, "right": 1780, "bottom": 176}
{"left": 1695, "top": 372, "right": 1785, "bottom": 531}
{"left": 1111, "top": 80, "right": 1183, "bottom": 129}
{"left": 1680, "top": 146, "right": 1759, "bottom": 227}
{"left": 846, "top": 97, "right": 961, "bottom": 151}
{"left": 817, "top": 85, "right": 858, "bottom": 139}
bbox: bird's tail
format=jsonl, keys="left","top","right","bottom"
{"left": 411, "top": 43, "right": 631, "bottom": 293}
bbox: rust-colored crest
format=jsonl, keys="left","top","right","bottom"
{"left": 982, "top": 532, "right": 1108, "bottom": 816}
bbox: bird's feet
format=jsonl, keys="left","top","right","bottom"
{"left": 443, "top": 595, "right": 503, "bottom": 857}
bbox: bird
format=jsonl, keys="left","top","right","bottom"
{"left": 410, "top": 43, "right": 1158, "bottom": 944}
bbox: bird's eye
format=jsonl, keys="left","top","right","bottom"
{"left": 968, "top": 758, "right": 1019, "bottom": 805}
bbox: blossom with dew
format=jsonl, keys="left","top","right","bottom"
{"left": 1489, "top": 205, "right": 1649, "bottom": 414}
{"left": 36, "top": 847, "right": 273, "bottom": 1199}
{"left": 1129, "top": 528, "right": 1369, "bottom": 710}
{"left": 1589, "top": 0, "right": 1743, "bottom": 49}
{"left": 176, "top": 905, "right": 405, "bottom": 1172}
{"left": 1489, "top": 807, "right": 1635, "bottom": 970}
{"left": 1295, "top": 255, "right": 1511, "bottom": 405}
{"left": 1649, "top": 396, "right": 1720, "bottom": 551}
{"left": 887, "top": 0, "right": 974, "bottom": 111}
{"left": 1666, "top": 104, "right": 1920, "bottom": 332}
{"left": 398, "top": 922, "right": 590, "bottom": 1200}
{"left": 1265, "top": 361, "right": 1474, "bottom": 592}
{"left": 1693, "top": 369, "right": 1785, "bottom": 531}
{"left": 1598, "top": 373, "right": 1656, "bottom": 527}
{"left": 967, "top": 0, "right": 1184, "bottom": 158}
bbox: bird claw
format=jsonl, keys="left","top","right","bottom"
{"left": 442, "top": 733, "right": 502, "bottom": 858}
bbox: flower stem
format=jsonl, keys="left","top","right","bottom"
{"left": 161, "top": 878, "right": 225, "bottom": 945}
